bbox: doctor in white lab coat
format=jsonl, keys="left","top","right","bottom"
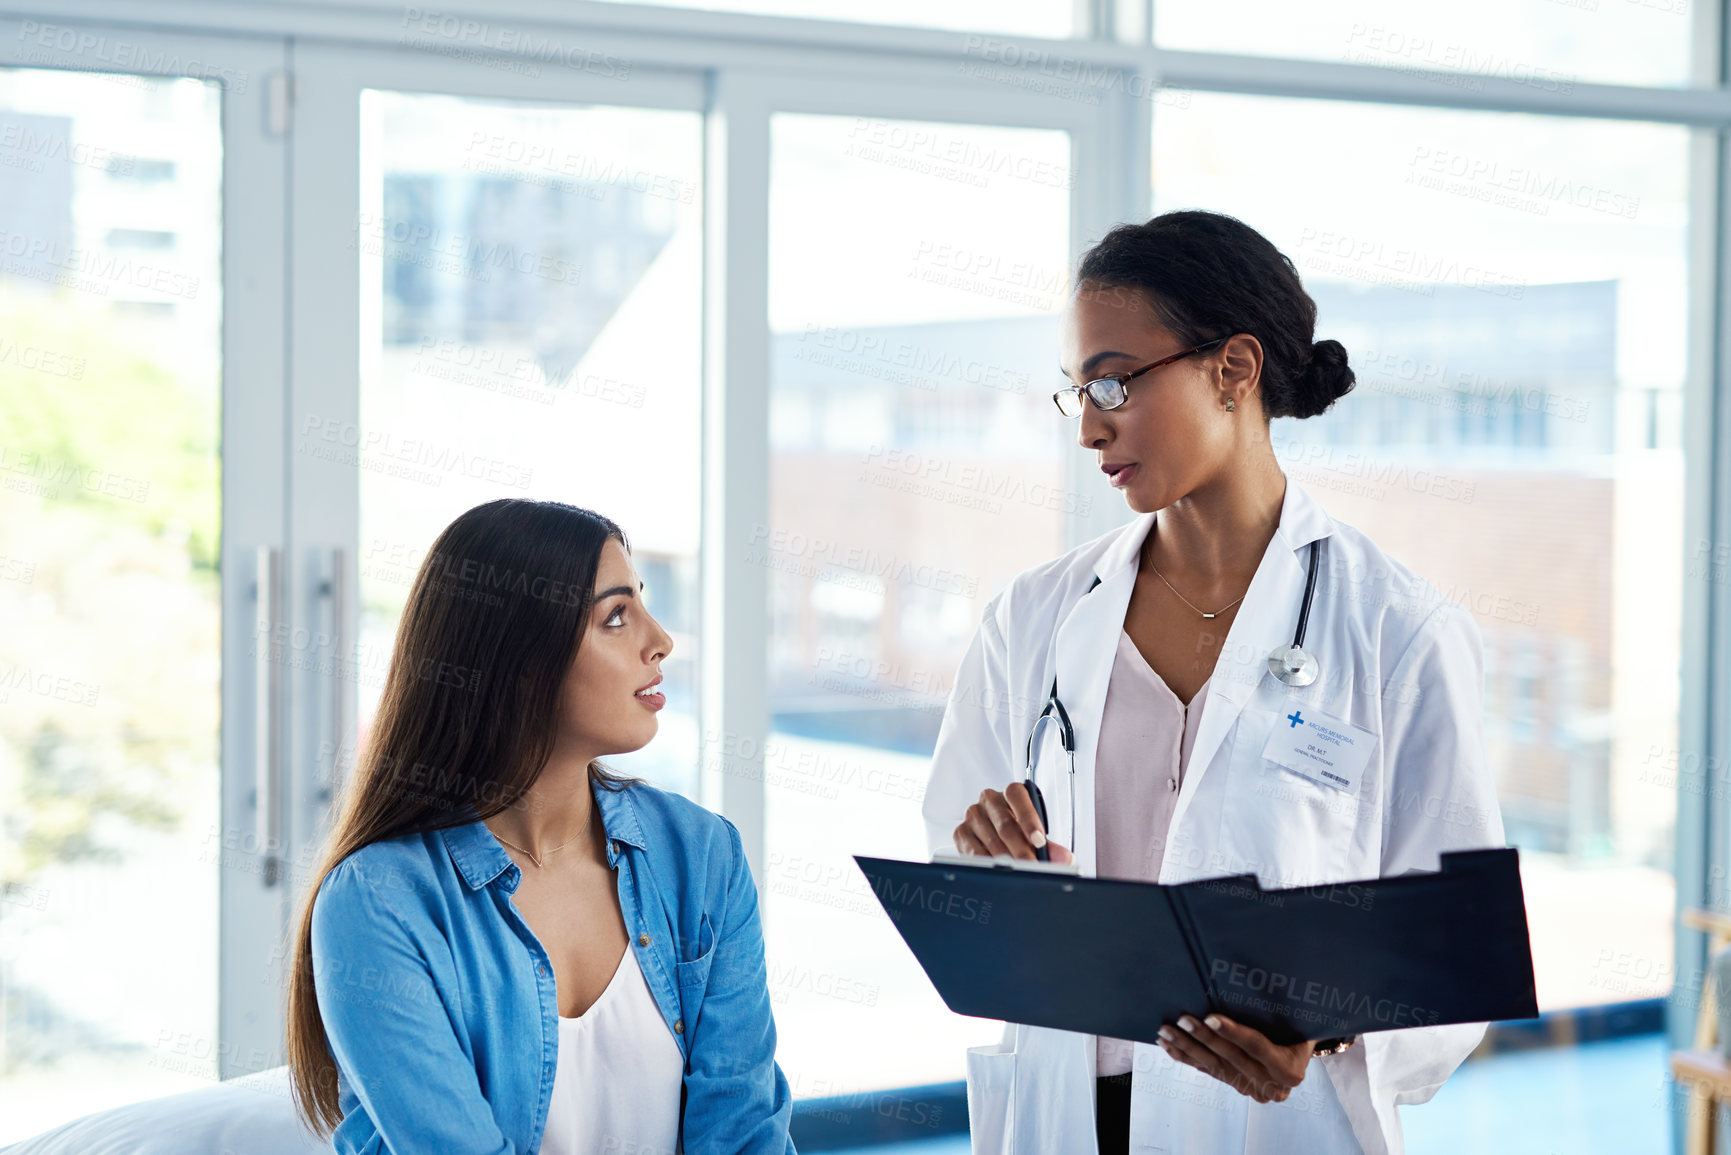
{"left": 923, "top": 210, "right": 1505, "bottom": 1155}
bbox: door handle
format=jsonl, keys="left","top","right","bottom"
{"left": 322, "top": 547, "right": 346, "bottom": 803}
{"left": 255, "top": 546, "right": 282, "bottom": 888}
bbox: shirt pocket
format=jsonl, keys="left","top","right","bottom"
{"left": 674, "top": 911, "right": 715, "bottom": 993}
{"left": 1213, "top": 693, "right": 1367, "bottom": 886}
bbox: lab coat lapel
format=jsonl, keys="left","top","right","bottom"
{"left": 1170, "top": 478, "right": 1333, "bottom": 834}
{"left": 1049, "top": 512, "right": 1153, "bottom": 879}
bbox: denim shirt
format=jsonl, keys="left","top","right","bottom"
{"left": 310, "top": 776, "right": 796, "bottom": 1154}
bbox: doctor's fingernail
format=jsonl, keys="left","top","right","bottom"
{"left": 1157, "top": 1026, "right": 1175, "bottom": 1042}
{"left": 1030, "top": 830, "right": 1047, "bottom": 848}
{"left": 1204, "top": 1015, "right": 1222, "bottom": 1030}
{"left": 1177, "top": 1017, "right": 1197, "bottom": 1033}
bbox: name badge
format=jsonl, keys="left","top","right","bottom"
{"left": 1259, "top": 704, "right": 1376, "bottom": 793}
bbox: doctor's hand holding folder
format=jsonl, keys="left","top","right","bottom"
{"left": 871, "top": 775, "right": 1538, "bottom": 1108}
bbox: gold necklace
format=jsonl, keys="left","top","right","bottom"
{"left": 488, "top": 826, "right": 584, "bottom": 870}
{"left": 1149, "top": 560, "right": 1247, "bottom": 620}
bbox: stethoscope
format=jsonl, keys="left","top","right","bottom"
{"left": 1023, "top": 537, "right": 1326, "bottom": 851}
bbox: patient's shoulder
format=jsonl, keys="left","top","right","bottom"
{"left": 607, "top": 778, "right": 737, "bottom": 860}
{"left": 314, "top": 828, "right": 449, "bottom": 921}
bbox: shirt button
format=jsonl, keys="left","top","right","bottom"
{"left": 674, "top": 1019, "right": 684, "bottom": 1033}
{"left": 1168, "top": 777, "right": 1178, "bottom": 792}
{"left": 639, "top": 933, "right": 651, "bottom": 946}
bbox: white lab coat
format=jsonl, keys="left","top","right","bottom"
{"left": 923, "top": 476, "right": 1506, "bottom": 1155}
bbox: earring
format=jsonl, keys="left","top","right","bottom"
{"left": 1223, "top": 398, "right": 1236, "bottom": 412}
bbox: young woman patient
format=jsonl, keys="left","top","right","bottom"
{"left": 284, "top": 498, "right": 794, "bottom": 1154}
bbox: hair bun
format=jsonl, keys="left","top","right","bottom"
{"left": 1297, "top": 339, "right": 1355, "bottom": 418}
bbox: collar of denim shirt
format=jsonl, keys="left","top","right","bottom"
{"left": 438, "top": 773, "right": 649, "bottom": 893}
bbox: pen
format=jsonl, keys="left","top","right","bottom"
{"left": 1021, "top": 777, "right": 1051, "bottom": 862}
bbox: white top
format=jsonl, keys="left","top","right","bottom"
{"left": 539, "top": 944, "right": 685, "bottom": 1155}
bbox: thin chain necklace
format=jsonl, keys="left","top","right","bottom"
{"left": 1148, "top": 559, "right": 1248, "bottom": 620}
{"left": 489, "top": 826, "right": 585, "bottom": 870}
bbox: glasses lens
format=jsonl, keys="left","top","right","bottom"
{"left": 1054, "top": 388, "right": 1084, "bottom": 417}
{"left": 1086, "top": 378, "right": 1126, "bottom": 410}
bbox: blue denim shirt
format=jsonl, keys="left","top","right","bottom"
{"left": 310, "top": 776, "right": 795, "bottom": 1154}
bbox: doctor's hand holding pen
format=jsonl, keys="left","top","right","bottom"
{"left": 952, "top": 783, "right": 1074, "bottom": 865}
{"left": 953, "top": 784, "right": 1319, "bottom": 1105}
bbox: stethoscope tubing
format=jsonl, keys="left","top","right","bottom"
{"left": 1293, "top": 537, "right": 1322, "bottom": 651}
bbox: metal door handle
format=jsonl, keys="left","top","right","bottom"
{"left": 255, "top": 546, "right": 281, "bottom": 887}
{"left": 324, "top": 548, "right": 346, "bottom": 802}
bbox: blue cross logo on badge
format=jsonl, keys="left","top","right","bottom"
{"left": 1286, "top": 710, "right": 1304, "bottom": 729}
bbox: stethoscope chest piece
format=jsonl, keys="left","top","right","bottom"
{"left": 1264, "top": 536, "right": 1326, "bottom": 688}
{"left": 1267, "top": 644, "right": 1319, "bottom": 687}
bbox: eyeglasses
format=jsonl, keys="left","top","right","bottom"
{"left": 1052, "top": 336, "right": 1230, "bottom": 418}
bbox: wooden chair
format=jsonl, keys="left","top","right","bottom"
{"left": 1669, "top": 908, "right": 1731, "bottom": 1155}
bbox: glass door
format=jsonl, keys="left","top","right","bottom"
{"left": 352, "top": 90, "right": 705, "bottom": 795}
{"left": 0, "top": 24, "right": 286, "bottom": 1139}
{"left": 284, "top": 43, "right": 711, "bottom": 906}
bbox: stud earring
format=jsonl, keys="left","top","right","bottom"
{"left": 1224, "top": 398, "right": 1236, "bottom": 412}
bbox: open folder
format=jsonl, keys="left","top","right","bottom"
{"left": 854, "top": 848, "right": 1537, "bottom": 1046}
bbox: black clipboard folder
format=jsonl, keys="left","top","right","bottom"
{"left": 854, "top": 848, "right": 1538, "bottom": 1046}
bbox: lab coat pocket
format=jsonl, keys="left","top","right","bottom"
{"left": 1215, "top": 696, "right": 1364, "bottom": 886}
{"left": 675, "top": 912, "right": 715, "bottom": 992}
{"left": 965, "top": 1027, "right": 1017, "bottom": 1155}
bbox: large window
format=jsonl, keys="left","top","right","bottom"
{"left": 764, "top": 112, "right": 1073, "bottom": 1094}
{"left": 1152, "top": 92, "right": 1689, "bottom": 1012}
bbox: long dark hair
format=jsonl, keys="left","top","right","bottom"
{"left": 285, "top": 498, "right": 636, "bottom": 1133}
{"left": 1077, "top": 209, "right": 1355, "bottom": 419}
